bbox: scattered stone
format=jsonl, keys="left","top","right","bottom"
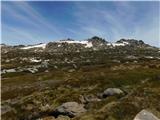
{"left": 1, "top": 69, "right": 16, "bottom": 74}
{"left": 134, "top": 109, "right": 159, "bottom": 120}
{"left": 125, "top": 55, "right": 138, "bottom": 60}
{"left": 112, "top": 60, "right": 121, "bottom": 63}
{"left": 103, "top": 88, "right": 124, "bottom": 98}
{"left": 79, "top": 95, "right": 101, "bottom": 104}
{"left": 45, "top": 70, "right": 49, "bottom": 72}
{"left": 27, "top": 68, "right": 38, "bottom": 73}
{"left": 40, "top": 104, "right": 51, "bottom": 112}
{"left": 68, "top": 69, "right": 75, "bottom": 73}
{"left": 41, "top": 61, "right": 49, "bottom": 68}
{"left": 1, "top": 105, "right": 14, "bottom": 115}
{"left": 55, "top": 102, "right": 86, "bottom": 117}
{"left": 134, "top": 60, "right": 138, "bottom": 63}
{"left": 73, "top": 64, "right": 77, "bottom": 69}
{"left": 54, "top": 65, "right": 58, "bottom": 69}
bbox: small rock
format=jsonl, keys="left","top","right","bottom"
{"left": 45, "top": 70, "right": 49, "bottom": 72}
{"left": 134, "top": 109, "right": 159, "bottom": 120}
{"left": 55, "top": 102, "right": 86, "bottom": 117}
{"left": 40, "top": 104, "right": 51, "bottom": 112}
{"left": 1, "top": 105, "right": 14, "bottom": 115}
{"left": 79, "top": 95, "right": 101, "bottom": 104}
{"left": 54, "top": 65, "right": 58, "bottom": 69}
{"left": 68, "top": 69, "right": 75, "bottom": 73}
{"left": 103, "top": 88, "right": 124, "bottom": 98}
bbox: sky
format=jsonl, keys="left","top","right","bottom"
{"left": 1, "top": 1, "right": 160, "bottom": 47}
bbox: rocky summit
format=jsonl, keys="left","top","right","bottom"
{"left": 1, "top": 36, "right": 160, "bottom": 120}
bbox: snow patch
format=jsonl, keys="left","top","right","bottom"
{"left": 58, "top": 44, "right": 61, "bottom": 47}
{"left": 112, "top": 43, "right": 126, "bottom": 47}
{"left": 122, "top": 41, "right": 129, "bottom": 44}
{"left": 21, "top": 43, "right": 46, "bottom": 49}
{"left": 58, "top": 40, "right": 93, "bottom": 48}
{"left": 107, "top": 41, "right": 129, "bottom": 47}
{"left": 59, "top": 40, "right": 87, "bottom": 44}
{"left": 30, "top": 58, "right": 41, "bottom": 63}
{"left": 85, "top": 42, "right": 93, "bottom": 48}
{"left": 107, "top": 43, "right": 112, "bottom": 46}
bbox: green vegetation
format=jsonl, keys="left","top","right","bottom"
{"left": 1, "top": 45, "right": 160, "bottom": 120}
{"left": 2, "top": 60, "right": 160, "bottom": 120}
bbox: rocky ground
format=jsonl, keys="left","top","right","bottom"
{"left": 1, "top": 37, "right": 160, "bottom": 120}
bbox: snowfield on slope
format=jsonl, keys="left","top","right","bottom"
{"left": 58, "top": 40, "right": 93, "bottom": 48}
{"left": 21, "top": 43, "right": 47, "bottom": 49}
{"left": 20, "top": 40, "right": 129, "bottom": 50}
{"left": 106, "top": 41, "right": 129, "bottom": 47}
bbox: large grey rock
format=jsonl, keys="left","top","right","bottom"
{"left": 134, "top": 109, "right": 159, "bottom": 120}
{"left": 55, "top": 102, "right": 86, "bottom": 117}
{"left": 103, "top": 88, "right": 124, "bottom": 97}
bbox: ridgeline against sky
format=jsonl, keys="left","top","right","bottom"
{"left": 1, "top": 1, "right": 160, "bottom": 47}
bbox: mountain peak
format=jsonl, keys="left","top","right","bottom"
{"left": 88, "top": 36, "right": 107, "bottom": 43}
{"left": 117, "top": 38, "right": 144, "bottom": 44}
{"left": 116, "top": 39, "right": 149, "bottom": 47}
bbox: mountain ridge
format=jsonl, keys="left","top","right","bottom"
{"left": 1, "top": 36, "right": 160, "bottom": 120}
{"left": 1, "top": 36, "right": 158, "bottom": 54}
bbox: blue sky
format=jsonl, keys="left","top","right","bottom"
{"left": 1, "top": 1, "right": 160, "bottom": 46}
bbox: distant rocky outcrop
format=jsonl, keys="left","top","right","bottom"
{"left": 45, "top": 42, "right": 87, "bottom": 53}
{"left": 1, "top": 36, "right": 158, "bottom": 54}
{"left": 116, "top": 39, "right": 150, "bottom": 48}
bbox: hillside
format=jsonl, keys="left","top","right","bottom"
{"left": 1, "top": 36, "right": 160, "bottom": 120}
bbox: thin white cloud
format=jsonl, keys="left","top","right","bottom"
{"left": 2, "top": 24, "right": 46, "bottom": 45}
{"left": 72, "top": 2, "right": 128, "bottom": 41}
{"left": 2, "top": 1, "right": 63, "bottom": 44}
{"left": 2, "top": 1, "right": 159, "bottom": 47}
{"left": 71, "top": 2, "right": 159, "bottom": 46}
{"left": 132, "top": 14, "right": 160, "bottom": 47}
